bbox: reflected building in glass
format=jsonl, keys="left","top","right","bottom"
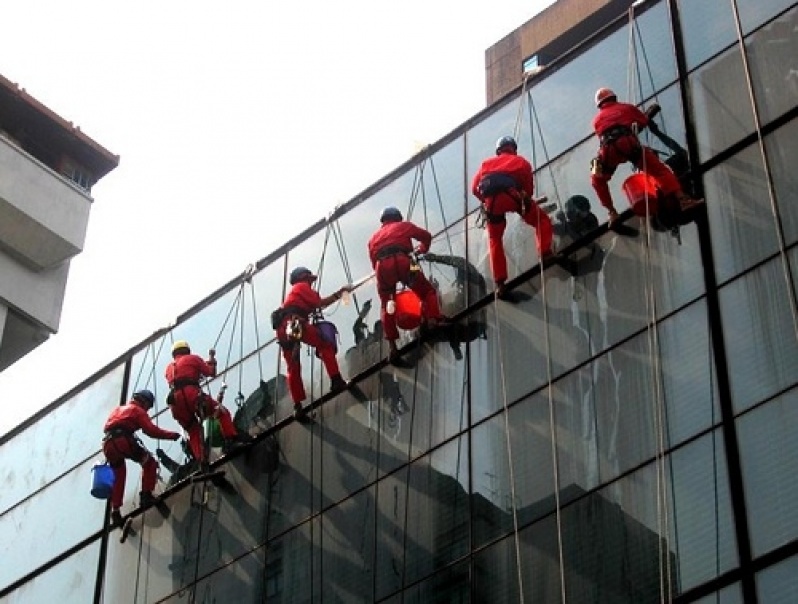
{"left": 2, "top": 0, "right": 798, "bottom": 602}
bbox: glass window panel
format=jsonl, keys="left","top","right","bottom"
{"left": 757, "top": 553, "right": 798, "bottom": 603}
{"left": 690, "top": 46, "right": 757, "bottom": 162}
{"left": 719, "top": 260, "right": 798, "bottom": 413}
{"left": 694, "top": 583, "right": 743, "bottom": 604}
{"left": 705, "top": 141, "right": 780, "bottom": 283}
{"left": 473, "top": 515, "right": 563, "bottom": 603}
{"left": 0, "top": 458, "right": 107, "bottom": 589}
{"left": 669, "top": 431, "right": 737, "bottom": 592}
{"left": 659, "top": 300, "right": 720, "bottom": 445}
{"left": 127, "top": 335, "right": 172, "bottom": 405}
{"left": 264, "top": 521, "right": 316, "bottom": 603}
{"left": 157, "top": 546, "right": 267, "bottom": 602}
{"left": 406, "top": 137, "right": 466, "bottom": 238}
{"left": 738, "top": 389, "right": 798, "bottom": 557}
{"left": 375, "top": 438, "right": 469, "bottom": 599}
{"left": 401, "top": 561, "right": 470, "bottom": 603}
{"left": 739, "top": 0, "right": 797, "bottom": 34}
{"left": 678, "top": 0, "right": 737, "bottom": 71}
{"left": 746, "top": 7, "right": 798, "bottom": 125}
{"left": 0, "top": 364, "right": 124, "bottom": 515}
{"left": 320, "top": 491, "right": 375, "bottom": 603}
{"left": 767, "top": 117, "right": 798, "bottom": 247}
{"left": 276, "top": 420, "right": 321, "bottom": 524}
{"left": 472, "top": 394, "right": 555, "bottom": 548}
{"left": 4, "top": 541, "right": 100, "bottom": 604}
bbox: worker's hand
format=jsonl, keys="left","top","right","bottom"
{"left": 208, "top": 348, "right": 216, "bottom": 359}
{"left": 607, "top": 208, "right": 619, "bottom": 226}
{"left": 169, "top": 432, "right": 181, "bottom": 441}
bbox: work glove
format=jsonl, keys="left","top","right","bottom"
{"left": 645, "top": 103, "right": 661, "bottom": 119}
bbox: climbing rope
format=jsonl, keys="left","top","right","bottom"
{"left": 628, "top": 6, "right": 673, "bottom": 601}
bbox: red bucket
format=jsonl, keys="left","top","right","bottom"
{"left": 622, "top": 173, "right": 660, "bottom": 216}
{"left": 394, "top": 290, "right": 422, "bottom": 330}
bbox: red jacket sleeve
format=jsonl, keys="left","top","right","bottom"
{"left": 133, "top": 406, "right": 178, "bottom": 440}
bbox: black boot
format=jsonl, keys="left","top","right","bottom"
{"left": 139, "top": 491, "right": 156, "bottom": 508}
{"left": 330, "top": 374, "right": 348, "bottom": 394}
{"left": 223, "top": 432, "right": 253, "bottom": 454}
{"left": 110, "top": 509, "right": 123, "bottom": 527}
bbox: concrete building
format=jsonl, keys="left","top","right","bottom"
{"left": 0, "top": 74, "right": 118, "bottom": 371}
{"left": 1, "top": 0, "right": 797, "bottom": 602}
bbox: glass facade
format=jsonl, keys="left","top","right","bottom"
{"left": 1, "top": 1, "right": 797, "bottom": 602}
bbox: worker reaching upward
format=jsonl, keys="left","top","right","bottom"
{"left": 471, "top": 135, "right": 553, "bottom": 302}
{"left": 367, "top": 206, "right": 446, "bottom": 365}
{"left": 165, "top": 340, "right": 250, "bottom": 461}
{"left": 589, "top": 87, "right": 704, "bottom": 226}
{"left": 102, "top": 389, "right": 180, "bottom": 526}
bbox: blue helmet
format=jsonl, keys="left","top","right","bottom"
{"left": 133, "top": 389, "right": 156, "bottom": 408}
{"left": 380, "top": 206, "right": 403, "bottom": 223}
{"left": 289, "top": 266, "right": 316, "bottom": 285}
{"left": 495, "top": 135, "right": 517, "bottom": 155}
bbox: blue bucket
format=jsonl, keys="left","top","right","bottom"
{"left": 90, "top": 462, "right": 115, "bottom": 500}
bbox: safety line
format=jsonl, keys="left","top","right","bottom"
{"left": 729, "top": 0, "right": 798, "bottom": 345}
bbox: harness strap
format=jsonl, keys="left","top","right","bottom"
{"left": 600, "top": 125, "right": 634, "bottom": 145}
{"left": 376, "top": 245, "right": 412, "bottom": 260}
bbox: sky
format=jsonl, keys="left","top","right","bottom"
{"left": 0, "top": 0, "right": 557, "bottom": 437}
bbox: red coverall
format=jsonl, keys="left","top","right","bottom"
{"left": 591, "top": 100, "right": 683, "bottom": 212}
{"left": 277, "top": 281, "right": 341, "bottom": 403}
{"left": 102, "top": 402, "right": 178, "bottom": 512}
{"left": 165, "top": 353, "right": 238, "bottom": 461}
{"left": 367, "top": 220, "right": 444, "bottom": 342}
{"left": 471, "top": 153, "right": 553, "bottom": 284}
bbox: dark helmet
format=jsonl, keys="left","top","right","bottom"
{"left": 132, "top": 389, "right": 156, "bottom": 409}
{"left": 380, "top": 206, "right": 403, "bottom": 223}
{"left": 289, "top": 266, "right": 316, "bottom": 285}
{"left": 565, "top": 195, "right": 591, "bottom": 219}
{"left": 495, "top": 135, "right": 517, "bottom": 155}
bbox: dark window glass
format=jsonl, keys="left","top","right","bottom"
{"left": 738, "top": 388, "right": 798, "bottom": 556}
{"left": 719, "top": 259, "right": 798, "bottom": 413}
{"left": 757, "top": 553, "right": 798, "bottom": 603}
{"left": 678, "top": 0, "right": 737, "bottom": 71}
{"left": 767, "top": 117, "right": 798, "bottom": 247}
{"left": 746, "top": 7, "right": 798, "bottom": 125}
{"left": 689, "top": 46, "right": 757, "bottom": 162}
{"left": 704, "top": 141, "right": 779, "bottom": 282}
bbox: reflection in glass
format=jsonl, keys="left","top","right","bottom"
{"left": 0, "top": 364, "right": 124, "bottom": 515}
{"left": 678, "top": 0, "right": 736, "bottom": 71}
{"left": 757, "top": 553, "right": 798, "bottom": 603}
{"left": 705, "top": 142, "right": 779, "bottom": 283}
{"left": 767, "top": 117, "right": 798, "bottom": 248}
{"left": 738, "top": 389, "right": 798, "bottom": 557}
{"left": 719, "top": 261, "right": 798, "bottom": 413}
{"left": 8, "top": 541, "right": 101, "bottom": 603}
{"left": 746, "top": 7, "right": 798, "bottom": 125}
{"left": 690, "top": 46, "right": 756, "bottom": 162}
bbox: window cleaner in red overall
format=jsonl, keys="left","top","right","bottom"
{"left": 367, "top": 206, "right": 446, "bottom": 366}
{"left": 472, "top": 136, "right": 553, "bottom": 303}
{"left": 102, "top": 390, "right": 180, "bottom": 526}
{"left": 165, "top": 341, "right": 251, "bottom": 461}
{"left": 590, "top": 87, "right": 704, "bottom": 227}
{"left": 274, "top": 267, "right": 352, "bottom": 418}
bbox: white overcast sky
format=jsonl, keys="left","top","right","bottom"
{"left": 0, "top": 0, "right": 556, "bottom": 436}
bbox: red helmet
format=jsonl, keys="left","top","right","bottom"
{"left": 595, "top": 87, "right": 617, "bottom": 108}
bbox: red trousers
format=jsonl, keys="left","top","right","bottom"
{"left": 103, "top": 435, "right": 158, "bottom": 511}
{"left": 278, "top": 320, "right": 340, "bottom": 403}
{"left": 592, "top": 135, "right": 682, "bottom": 211}
{"left": 168, "top": 387, "right": 237, "bottom": 461}
{"left": 483, "top": 194, "right": 553, "bottom": 284}
{"left": 375, "top": 254, "right": 442, "bottom": 341}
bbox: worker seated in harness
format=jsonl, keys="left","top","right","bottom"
{"left": 165, "top": 340, "right": 251, "bottom": 460}
{"left": 471, "top": 135, "right": 553, "bottom": 302}
{"left": 272, "top": 266, "right": 352, "bottom": 418}
{"left": 590, "top": 87, "right": 704, "bottom": 227}
{"left": 367, "top": 206, "right": 447, "bottom": 366}
{"left": 102, "top": 389, "right": 180, "bottom": 526}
